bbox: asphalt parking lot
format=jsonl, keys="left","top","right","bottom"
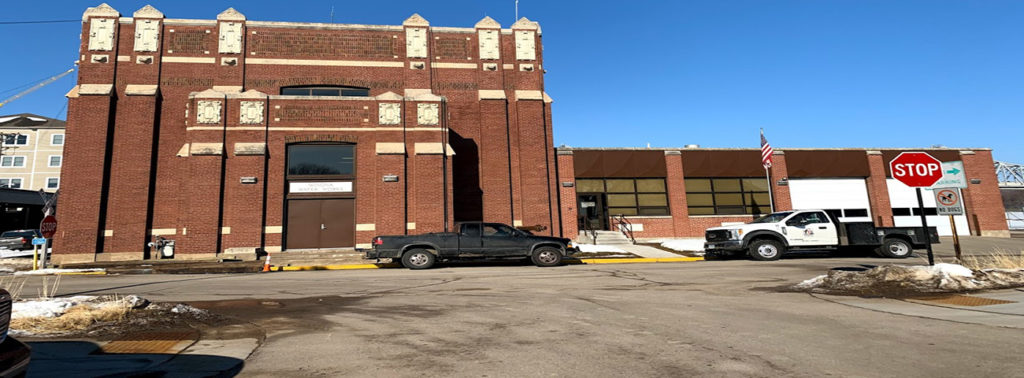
{"left": 23, "top": 237, "right": 1024, "bottom": 377}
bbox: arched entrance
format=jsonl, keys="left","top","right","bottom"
{"left": 284, "top": 143, "right": 356, "bottom": 249}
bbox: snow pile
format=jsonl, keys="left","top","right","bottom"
{"left": 656, "top": 239, "right": 706, "bottom": 254}
{"left": 14, "top": 268, "right": 104, "bottom": 276}
{"left": 575, "top": 244, "right": 626, "bottom": 253}
{"left": 169, "top": 303, "right": 207, "bottom": 316}
{"left": 794, "top": 263, "right": 1024, "bottom": 296}
{"left": 13, "top": 296, "right": 98, "bottom": 319}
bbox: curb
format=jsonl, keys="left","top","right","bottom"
{"left": 270, "top": 256, "right": 703, "bottom": 271}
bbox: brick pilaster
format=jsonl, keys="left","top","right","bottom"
{"left": 960, "top": 150, "right": 1010, "bottom": 237}
{"left": 865, "top": 151, "right": 894, "bottom": 226}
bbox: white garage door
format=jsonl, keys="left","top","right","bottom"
{"left": 886, "top": 179, "right": 970, "bottom": 236}
{"left": 789, "top": 179, "right": 872, "bottom": 223}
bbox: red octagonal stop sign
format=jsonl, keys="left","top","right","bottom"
{"left": 40, "top": 215, "right": 57, "bottom": 239}
{"left": 890, "top": 152, "right": 943, "bottom": 187}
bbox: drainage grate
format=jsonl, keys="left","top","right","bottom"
{"left": 915, "top": 295, "right": 1016, "bottom": 307}
{"left": 99, "top": 330, "right": 197, "bottom": 354}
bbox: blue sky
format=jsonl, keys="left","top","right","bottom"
{"left": 2, "top": 1, "right": 1022, "bottom": 162}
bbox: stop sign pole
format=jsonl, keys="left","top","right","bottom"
{"left": 890, "top": 152, "right": 943, "bottom": 265}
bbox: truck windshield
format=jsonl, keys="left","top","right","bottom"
{"left": 750, "top": 212, "right": 793, "bottom": 224}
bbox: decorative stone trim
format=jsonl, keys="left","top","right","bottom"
{"left": 104, "top": 230, "right": 114, "bottom": 237}
{"left": 133, "top": 18, "right": 161, "bottom": 52}
{"left": 176, "top": 143, "right": 190, "bottom": 157}
{"left": 402, "top": 13, "right": 430, "bottom": 27}
{"left": 217, "top": 8, "right": 246, "bottom": 21}
{"left": 264, "top": 226, "right": 283, "bottom": 234}
{"left": 414, "top": 142, "right": 455, "bottom": 156}
{"left": 83, "top": 3, "right": 120, "bottom": 22}
{"left": 417, "top": 103, "right": 439, "bottom": 125}
{"left": 478, "top": 90, "right": 506, "bottom": 100}
{"left": 149, "top": 228, "right": 177, "bottom": 236}
{"left": 376, "top": 142, "right": 406, "bottom": 155}
{"left": 375, "top": 91, "right": 403, "bottom": 101}
{"left": 475, "top": 16, "right": 501, "bottom": 29}
{"left": 125, "top": 84, "right": 158, "bottom": 96}
{"left": 88, "top": 18, "right": 117, "bottom": 51}
{"left": 405, "top": 27, "right": 428, "bottom": 58}
{"left": 163, "top": 56, "right": 216, "bottom": 64}
{"left": 190, "top": 143, "right": 224, "bottom": 156}
{"left": 356, "top": 224, "right": 376, "bottom": 231}
{"left": 78, "top": 84, "right": 114, "bottom": 96}
{"left": 132, "top": 5, "right": 164, "bottom": 19}
{"left": 378, "top": 103, "right": 401, "bottom": 125}
{"left": 407, "top": 222, "right": 416, "bottom": 230}
{"left": 664, "top": 150, "right": 682, "bottom": 155}
{"left": 556, "top": 150, "right": 574, "bottom": 156}
{"left": 239, "top": 101, "right": 265, "bottom": 124}
{"left": 234, "top": 143, "right": 266, "bottom": 156}
{"left": 221, "top": 227, "right": 232, "bottom": 235}
{"left": 196, "top": 100, "right": 222, "bottom": 124}
{"left": 514, "top": 90, "right": 543, "bottom": 101}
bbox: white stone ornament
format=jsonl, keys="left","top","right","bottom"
{"left": 134, "top": 19, "right": 160, "bottom": 52}
{"left": 88, "top": 18, "right": 115, "bottom": 51}
{"left": 239, "top": 101, "right": 264, "bottom": 124}
{"left": 219, "top": 22, "right": 243, "bottom": 54}
{"left": 478, "top": 30, "right": 500, "bottom": 60}
{"left": 406, "top": 28, "right": 427, "bottom": 58}
{"left": 417, "top": 103, "right": 439, "bottom": 125}
{"left": 515, "top": 30, "right": 536, "bottom": 60}
{"left": 196, "top": 101, "right": 222, "bottom": 124}
{"left": 379, "top": 103, "right": 401, "bottom": 125}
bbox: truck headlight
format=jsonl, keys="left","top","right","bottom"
{"left": 729, "top": 230, "right": 743, "bottom": 240}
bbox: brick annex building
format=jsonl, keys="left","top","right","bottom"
{"left": 56, "top": 5, "right": 557, "bottom": 262}
{"left": 54, "top": 4, "right": 1009, "bottom": 263}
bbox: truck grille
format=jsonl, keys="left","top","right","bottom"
{"left": 705, "top": 230, "right": 731, "bottom": 241}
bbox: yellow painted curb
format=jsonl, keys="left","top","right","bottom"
{"left": 275, "top": 264, "right": 393, "bottom": 271}
{"left": 578, "top": 257, "right": 703, "bottom": 264}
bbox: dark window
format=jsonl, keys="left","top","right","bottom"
{"left": 844, "top": 209, "right": 869, "bottom": 217}
{"left": 287, "top": 144, "right": 355, "bottom": 177}
{"left": 2, "top": 134, "right": 27, "bottom": 145}
{"left": 912, "top": 208, "right": 938, "bottom": 216}
{"left": 892, "top": 208, "right": 912, "bottom": 216}
{"left": 787, "top": 212, "right": 827, "bottom": 226}
{"left": 482, "top": 224, "right": 516, "bottom": 236}
{"left": 574, "top": 178, "right": 670, "bottom": 216}
{"left": 280, "top": 86, "right": 370, "bottom": 97}
{"left": 685, "top": 178, "right": 771, "bottom": 216}
{"left": 462, "top": 223, "right": 481, "bottom": 237}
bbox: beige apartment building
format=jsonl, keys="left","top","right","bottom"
{"left": 0, "top": 114, "right": 65, "bottom": 192}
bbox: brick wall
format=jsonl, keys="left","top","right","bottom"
{"left": 961, "top": 150, "right": 1010, "bottom": 237}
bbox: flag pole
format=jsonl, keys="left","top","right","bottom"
{"left": 765, "top": 163, "right": 775, "bottom": 213}
{"left": 761, "top": 128, "right": 775, "bottom": 213}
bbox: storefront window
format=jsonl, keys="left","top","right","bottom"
{"left": 685, "top": 178, "right": 771, "bottom": 215}
{"left": 574, "top": 178, "right": 669, "bottom": 216}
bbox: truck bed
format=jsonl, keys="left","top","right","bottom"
{"left": 843, "top": 222, "right": 940, "bottom": 248}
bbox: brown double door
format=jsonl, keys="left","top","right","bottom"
{"left": 286, "top": 198, "right": 355, "bottom": 249}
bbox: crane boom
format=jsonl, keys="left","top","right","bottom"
{"left": 0, "top": 68, "right": 75, "bottom": 109}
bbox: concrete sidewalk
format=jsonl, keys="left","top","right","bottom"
{"left": 813, "top": 288, "right": 1024, "bottom": 329}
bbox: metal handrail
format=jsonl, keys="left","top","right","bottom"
{"left": 580, "top": 216, "right": 597, "bottom": 244}
{"left": 613, "top": 215, "right": 636, "bottom": 244}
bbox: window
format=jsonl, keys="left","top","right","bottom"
{"left": 51, "top": 134, "right": 64, "bottom": 145}
{"left": 685, "top": 178, "right": 771, "bottom": 216}
{"left": 48, "top": 155, "right": 62, "bottom": 167}
{"left": 286, "top": 144, "right": 355, "bottom": 177}
{"left": 2, "top": 134, "right": 28, "bottom": 146}
{"left": 1, "top": 156, "right": 26, "bottom": 167}
{"left": 482, "top": 224, "right": 517, "bottom": 236}
{"left": 280, "top": 86, "right": 370, "bottom": 97}
{"left": 892, "top": 208, "right": 912, "bottom": 216}
{"left": 786, "top": 212, "right": 827, "bottom": 226}
{"left": 0, "top": 178, "right": 22, "bottom": 189}
{"left": 891, "top": 207, "right": 938, "bottom": 216}
{"left": 575, "top": 178, "right": 670, "bottom": 216}
{"left": 844, "top": 209, "right": 869, "bottom": 217}
{"left": 46, "top": 177, "right": 59, "bottom": 189}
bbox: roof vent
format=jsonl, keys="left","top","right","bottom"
{"left": 684, "top": 144, "right": 700, "bottom": 148}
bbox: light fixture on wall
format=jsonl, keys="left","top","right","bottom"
{"left": 561, "top": 182, "right": 574, "bottom": 187}
{"left": 383, "top": 174, "right": 399, "bottom": 182}
{"left": 777, "top": 177, "right": 788, "bottom": 186}
{"left": 970, "top": 179, "right": 981, "bottom": 184}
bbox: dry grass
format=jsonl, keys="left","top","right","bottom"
{"left": 958, "top": 249, "right": 1024, "bottom": 270}
{"left": 12, "top": 297, "right": 132, "bottom": 335}
{"left": 0, "top": 276, "right": 27, "bottom": 300}
{"left": 38, "top": 275, "right": 61, "bottom": 299}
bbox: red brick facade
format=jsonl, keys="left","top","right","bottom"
{"left": 54, "top": 6, "right": 558, "bottom": 262}
{"left": 557, "top": 148, "right": 1009, "bottom": 240}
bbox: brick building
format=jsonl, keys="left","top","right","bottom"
{"left": 55, "top": 4, "right": 557, "bottom": 263}
{"left": 55, "top": 4, "right": 1009, "bottom": 264}
{"left": 556, "top": 148, "right": 1010, "bottom": 240}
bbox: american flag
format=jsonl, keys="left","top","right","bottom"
{"left": 760, "top": 129, "right": 773, "bottom": 169}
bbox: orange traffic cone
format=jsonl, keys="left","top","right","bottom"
{"left": 262, "top": 253, "right": 272, "bottom": 272}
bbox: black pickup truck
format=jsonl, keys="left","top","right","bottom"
{"left": 366, "top": 222, "right": 576, "bottom": 269}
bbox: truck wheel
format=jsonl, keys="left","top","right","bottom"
{"left": 402, "top": 249, "right": 436, "bottom": 269}
{"left": 748, "top": 240, "right": 784, "bottom": 261}
{"left": 877, "top": 238, "right": 912, "bottom": 259}
{"left": 531, "top": 247, "right": 563, "bottom": 267}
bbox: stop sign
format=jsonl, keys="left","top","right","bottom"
{"left": 40, "top": 215, "right": 57, "bottom": 239}
{"left": 890, "top": 152, "right": 943, "bottom": 187}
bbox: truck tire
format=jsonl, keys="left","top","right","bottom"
{"left": 531, "top": 247, "right": 563, "bottom": 267}
{"left": 748, "top": 239, "right": 784, "bottom": 261}
{"left": 876, "top": 238, "right": 912, "bottom": 259}
{"left": 402, "top": 248, "right": 436, "bottom": 269}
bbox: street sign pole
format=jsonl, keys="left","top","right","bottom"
{"left": 949, "top": 215, "right": 962, "bottom": 262}
{"left": 915, "top": 188, "right": 934, "bottom": 266}
{"left": 32, "top": 244, "right": 38, "bottom": 270}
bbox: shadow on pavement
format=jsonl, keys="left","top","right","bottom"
{"left": 26, "top": 340, "right": 243, "bottom": 377}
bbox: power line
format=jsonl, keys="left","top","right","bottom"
{"left": 0, "top": 20, "right": 78, "bottom": 25}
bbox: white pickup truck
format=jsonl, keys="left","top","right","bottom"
{"left": 703, "top": 210, "right": 939, "bottom": 261}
